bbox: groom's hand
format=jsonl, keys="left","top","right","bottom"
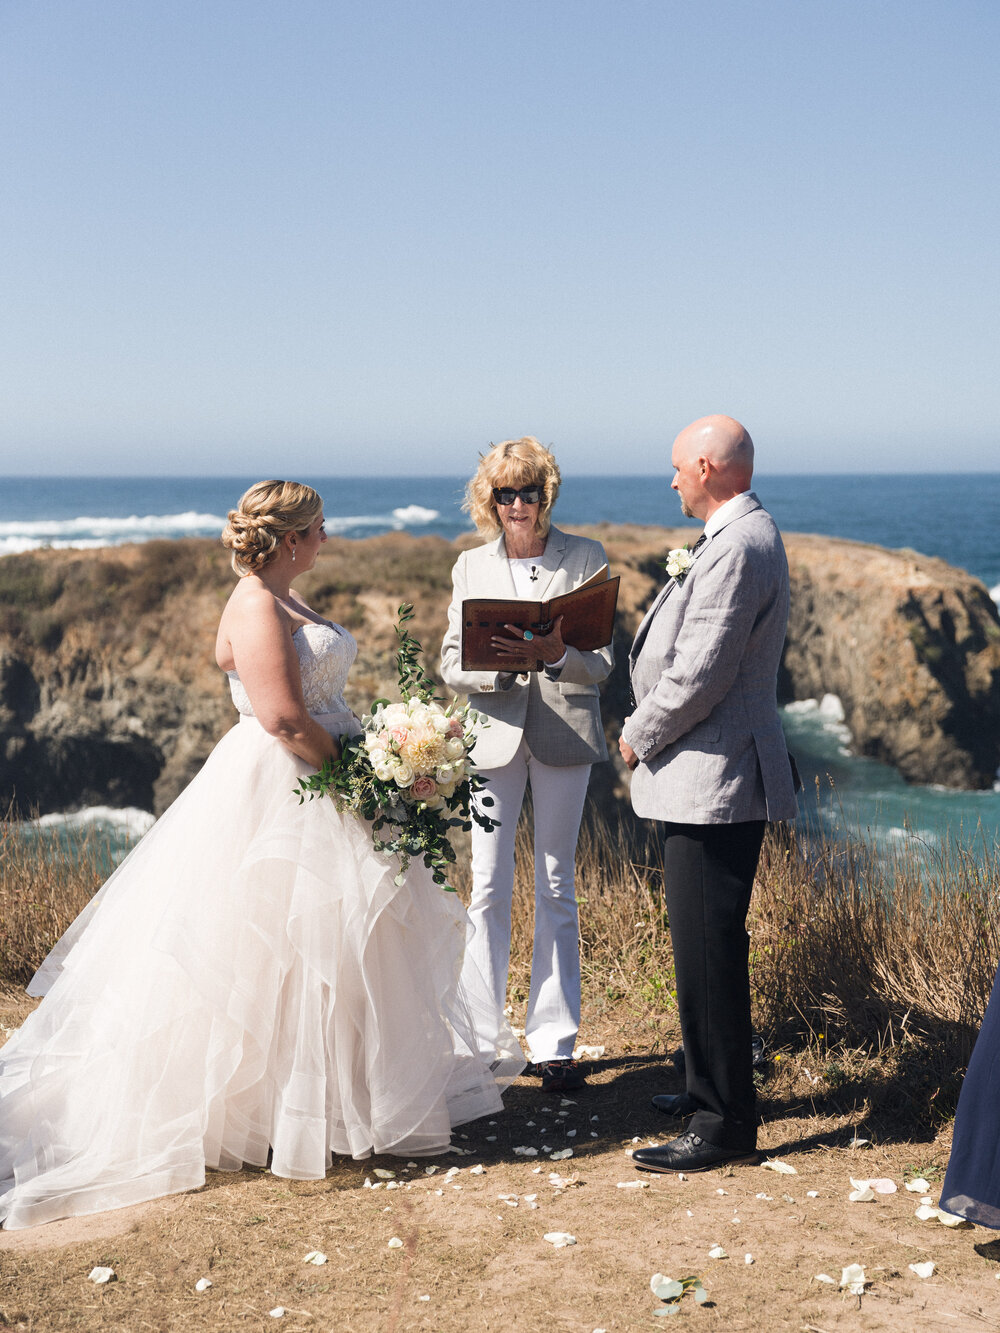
{"left": 619, "top": 736, "right": 639, "bottom": 770}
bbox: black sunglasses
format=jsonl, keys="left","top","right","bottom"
{"left": 492, "top": 485, "right": 543, "bottom": 506}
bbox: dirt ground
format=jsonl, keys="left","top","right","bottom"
{"left": 3, "top": 994, "right": 1000, "bottom": 1333}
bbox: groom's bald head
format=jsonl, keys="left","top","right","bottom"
{"left": 670, "top": 415, "right": 754, "bottom": 521}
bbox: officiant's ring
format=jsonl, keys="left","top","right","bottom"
{"left": 522, "top": 630, "right": 534, "bottom": 641}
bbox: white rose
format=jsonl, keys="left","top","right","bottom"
{"left": 445, "top": 737, "right": 465, "bottom": 760}
{"left": 393, "top": 762, "right": 415, "bottom": 786}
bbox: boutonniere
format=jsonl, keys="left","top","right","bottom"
{"left": 664, "top": 545, "right": 696, "bottom": 583}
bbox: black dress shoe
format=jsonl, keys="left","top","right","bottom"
{"left": 651, "top": 1093, "right": 697, "bottom": 1117}
{"left": 632, "top": 1131, "right": 759, "bottom": 1174}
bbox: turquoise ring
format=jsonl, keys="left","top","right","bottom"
{"left": 523, "top": 629, "right": 534, "bottom": 641}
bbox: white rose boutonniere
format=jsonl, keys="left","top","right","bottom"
{"left": 664, "top": 545, "right": 696, "bottom": 583}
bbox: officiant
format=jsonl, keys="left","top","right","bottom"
{"left": 440, "top": 437, "right": 613, "bottom": 1095}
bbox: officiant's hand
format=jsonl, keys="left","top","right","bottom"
{"left": 491, "top": 615, "right": 566, "bottom": 665}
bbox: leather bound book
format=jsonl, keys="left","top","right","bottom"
{"left": 461, "top": 567, "right": 620, "bottom": 672}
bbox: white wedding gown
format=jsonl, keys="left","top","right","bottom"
{"left": 0, "top": 623, "right": 524, "bottom": 1230}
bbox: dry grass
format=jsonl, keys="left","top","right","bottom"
{"left": 442, "top": 803, "right": 1000, "bottom": 1139}
{"left": 3, "top": 804, "right": 998, "bottom": 1131}
{"left": 0, "top": 817, "right": 111, "bottom": 988}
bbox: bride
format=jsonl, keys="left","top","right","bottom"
{"left": 0, "top": 480, "right": 524, "bottom": 1230}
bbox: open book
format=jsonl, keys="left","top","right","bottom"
{"left": 461, "top": 565, "right": 620, "bottom": 672}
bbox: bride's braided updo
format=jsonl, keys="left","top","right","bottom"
{"left": 221, "top": 480, "right": 324, "bottom": 575}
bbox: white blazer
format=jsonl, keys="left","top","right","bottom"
{"left": 440, "top": 526, "right": 613, "bottom": 770}
{"left": 623, "top": 494, "right": 798, "bottom": 824}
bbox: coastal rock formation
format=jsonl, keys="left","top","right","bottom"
{"left": 0, "top": 528, "right": 998, "bottom": 817}
{"left": 779, "top": 533, "right": 1000, "bottom": 789}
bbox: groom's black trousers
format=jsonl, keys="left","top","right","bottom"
{"left": 660, "top": 819, "right": 767, "bottom": 1151}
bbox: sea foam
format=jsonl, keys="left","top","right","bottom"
{"left": 31, "top": 806, "right": 156, "bottom": 837}
{"left": 0, "top": 512, "right": 226, "bottom": 554}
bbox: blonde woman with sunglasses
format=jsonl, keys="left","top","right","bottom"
{"left": 441, "top": 438, "right": 613, "bottom": 1094}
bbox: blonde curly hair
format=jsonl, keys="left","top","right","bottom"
{"left": 464, "top": 437, "right": 561, "bottom": 539}
{"left": 221, "top": 480, "right": 323, "bottom": 575}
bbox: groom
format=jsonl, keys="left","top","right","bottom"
{"left": 619, "top": 415, "right": 798, "bottom": 1173}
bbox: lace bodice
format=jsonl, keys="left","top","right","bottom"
{"left": 227, "top": 622, "right": 357, "bottom": 717}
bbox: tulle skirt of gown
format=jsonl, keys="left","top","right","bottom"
{"left": 940, "top": 962, "right": 1000, "bottom": 1227}
{"left": 0, "top": 716, "right": 524, "bottom": 1230}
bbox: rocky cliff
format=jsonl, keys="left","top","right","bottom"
{"left": 1, "top": 527, "right": 997, "bottom": 817}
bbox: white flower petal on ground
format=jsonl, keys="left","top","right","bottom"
{"left": 762, "top": 1158, "right": 797, "bottom": 1174}
{"left": 424, "top": 1165, "right": 439, "bottom": 1176}
{"left": 573, "top": 1045, "right": 605, "bottom": 1059}
{"left": 269, "top": 1309, "right": 285, "bottom": 1319}
{"left": 374, "top": 1168, "right": 396, "bottom": 1179}
{"left": 807, "top": 1190, "right": 819, "bottom": 1197}
{"left": 868, "top": 1178, "right": 897, "bottom": 1194}
{"left": 469, "top": 1164, "right": 485, "bottom": 1175}
{"left": 745, "top": 1254, "right": 754, "bottom": 1264}
{"left": 708, "top": 1245, "right": 728, "bottom": 1259}
{"left": 550, "top": 1148, "right": 573, "bottom": 1160}
{"left": 905, "top": 1177, "right": 932, "bottom": 1193}
{"left": 513, "top": 1146, "right": 539, "bottom": 1157}
{"left": 617, "top": 1180, "right": 649, "bottom": 1189}
{"left": 814, "top": 1273, "right": 836, "bottom": 1285}
{"left": 388, "top": 1237, "right": 404, "bottom": 1249}
{"left": 194, "top": 1277, "right": 213, "bottom": 1292}
{"left": 937, "top": 1208, "right": 971, "bottom": 1228}
{"left": 849, "top": 1178, "right": 875, "bottom": 1202}
{"left": 915, "top": 1204, "right": 939, "bottom": 1220}
{"left": 303, "top": 1251, "right": 327, "bottom": 1265}
{"left": 850, "top": 1137, "right": 871, "bottom": 1148}
{"left": 650, "top": 1274, "right": 683, "bottom": 1300}
{"left": 444, "top": 1166, "right": 461, "bottom": 1179}
{"left": 840, "top": 1263, "right": 867, "bottom": 1294}
{"left": 909, "top": 1261, "right": 935, "bottom": 1278}
{"left": 756, "top": 1192, "right": 772, "bottom": 1200}
{"left": 543, "top": 1232, "right": 576, "bottom": 1247}
{"left": 87, "top": 1268, "right": 116, "bottom": 1284}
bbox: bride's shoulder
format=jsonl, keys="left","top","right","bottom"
{"left": 219, "top": 581, "right": 296, "bottom": 649}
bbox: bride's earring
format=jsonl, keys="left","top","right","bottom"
{"left": 291, "top": 546, "right": 296, "bottom": 563}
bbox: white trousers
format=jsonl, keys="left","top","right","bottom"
{"left": 470, "top": 738, "right": 592, "bottom": 1062}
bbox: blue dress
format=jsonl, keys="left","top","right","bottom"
{"left": 940, "top": 963, "right": 1000, "bottom": 1227}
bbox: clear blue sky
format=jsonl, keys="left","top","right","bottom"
{"left": 1, "top": 1, "right": 997, "bottom": 475}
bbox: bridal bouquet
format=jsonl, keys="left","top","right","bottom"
{"left": 296, "top": 604, "right": 496, "bottom": 890}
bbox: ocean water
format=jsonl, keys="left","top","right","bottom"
{"left": 2, "top": 474, "right": 1000, "bottom": 597}
{"left": 2, "top": 473, "right": 999, "bottom": 853}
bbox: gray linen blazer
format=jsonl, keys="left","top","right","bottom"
{"left": 440, "top": 526, "right": 613, "bottom": 770}
{"left": 623, "top": 493, "right": 798, "bottom": 824}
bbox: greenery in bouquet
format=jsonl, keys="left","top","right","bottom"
{"left": 296, "top": 604, "right": 497, "bottom": 889}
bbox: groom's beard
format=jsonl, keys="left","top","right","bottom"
{"left": 679, "top": 497, "right": 694, "bottom": 518}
